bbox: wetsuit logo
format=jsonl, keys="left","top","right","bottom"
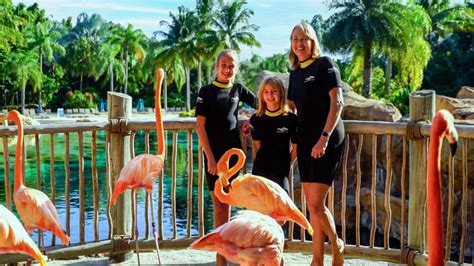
{"left": 304, "top": 76, "right": 315, "bottom": 83}
{"left": 196, "top": 97, "right": 204, "bottom": 103}
{"left": 328, "top": 67, "right": 339, "bottom": 74}
{"left": 276, "top": 127, "right": 288, "bottom": 133}
{"left": 230, "top": 96, "right": 239, "bottom": 103}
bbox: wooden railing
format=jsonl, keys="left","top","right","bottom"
{"left": 0, "top": 91, "right": 472, "bottom": 265}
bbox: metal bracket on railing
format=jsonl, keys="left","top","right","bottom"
{"left": 112, "top": 235, "right": 132, "bottom": 253}
{"left": 110, "top": 118, "right": 131, "bottom": 135}
{"left": 401, "top": 246, "right": 422, "bottom": 266}
{"left": 407, "top": 119, "right": 428, "bottom": 140}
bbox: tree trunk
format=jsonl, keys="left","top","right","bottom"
{"left": 163, "top": 70, "right": 168, "bottom": 110}
{"left": 185, "top": 65, "right": 191, "bottom": 111}
{"left": 197, "top": 61, "right": 202, "bottom": 91}
{"left": 80, "top": 73, "right": 83, "bottom": 91}
{"left": 362, "top": 39, "right": 373, "bottom": 97}
{"left": 207, "top": 65, "right": 211, "bottom": 84}
{"left": 124, "top": 47, "right": 129, "bottom": 95}
{"left": 21, "top": 81, "right": 26, "bottom": 114}
{"left": 109, "top": 64, "right": 114, "bottom": 92}
{"left": 385, "top": 55, "right": 392, "bottom": 95}
{"left": 39, "top": 48, "right": 43, "bottom": 105}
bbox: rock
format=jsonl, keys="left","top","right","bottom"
{"left": 456, "top": 86, "right": 474, "bottom": 99}
{"left": 252, "top": 70, "right": 289, "bottom": 93}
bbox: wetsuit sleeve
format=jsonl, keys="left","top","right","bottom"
{"left": 195, "top": 86, "right": 209, "bottom": 117}
{"left": 289, "top": 113, "right": 297, "bottom": 144}
{"left": 321, "top": 57, "right": 343, "bottom": 93}
{"left": 249, "top": 115, "right": 261, "bottom": 140}
{"left": 239, "top": 84, "right": 257, "bottom": 108}
{"left": 287, "top": 72, "right": 294, "bottom": 101}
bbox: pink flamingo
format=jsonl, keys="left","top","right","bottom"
{"left": 215, "top": 148, "right": 314, "bottom": 236}
{"left": 427, "top": 110, "right": 458, "bottom": 266}
{"left": 0, "top": 204, "right": 46, "bottom": 266}
{"left": 7, "top": 110, "right": 69, "bottom": 250}
{"left": 191, "top": 210, "right": 285, "bottom": 265}
{"left": 110, "top": 68, "right": 165, "bottom": 265}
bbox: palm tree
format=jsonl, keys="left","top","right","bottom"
{"left": 324, "top": 0, "right": 408, "bottom": 97}
{"left": 9, "top": 51, "right": 42, "bottom": 113}
{"left": 212, "top": 0, "right": 261, "bottom": 52}
{"left": 0, "top": 0, "right": 24, "bottom": 51}
{"left": 109, "top": 24, "right": 146, "bottom": 94}
{"left": 26, "top": 20, "right": 66, "bottom": 106}
{"left": 95, "top": 42, "right": 125, "bottom": 92}
{"left": 156, "top": 6, "right": 199, "bottom": 111}
{"left": 195, "top": 0, "right": 217, "bottom": 89}
{"left": 69, "top": 36, "right": 96, "bottom": 91}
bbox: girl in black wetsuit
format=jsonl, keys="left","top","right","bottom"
{"left": 195, "top": 49, "right": 257, "bottom": 266}
{"left": 250, "top": 76, "right": 297, "bottom": 193}
{"left": 287, "top": 21, "right": 345, "bottom": 266}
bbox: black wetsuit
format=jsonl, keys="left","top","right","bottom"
{"left": 250, "top": 111, "right": 297, "bottom": 192}
{"left": 288, "top": 56, "right": 345, "bottom": 185}
{"left": 195, "top": 80, "right": 257, "bottom": 191}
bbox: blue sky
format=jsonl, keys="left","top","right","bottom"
{"left": 12, "top": 0, "right": 333, "bottom": 60}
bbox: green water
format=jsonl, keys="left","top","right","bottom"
{"left": 0, "top": 131, "right": 215, "bottom": 245}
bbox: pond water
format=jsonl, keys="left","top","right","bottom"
{"left": 0, "top": 131, "right": 215, "bottom": 245}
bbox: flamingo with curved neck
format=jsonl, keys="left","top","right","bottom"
{"left": 7, "top": 110, "right": 70, "bottom": 250}
{"left": 215, "top": 148, "right": 314, "bottom": 236}
{"left": 110, "top": 68, "right": 165, "bottom": 265}
{"left": 427, "top": 110, "right": 458, "bottom": 266}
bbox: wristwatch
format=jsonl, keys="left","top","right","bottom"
{"left": 321, "top": 131, "right": 330, "bottom": 138}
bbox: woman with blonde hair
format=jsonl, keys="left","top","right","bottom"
{"left": 195, "top": 49, "right": 257, "bottom": 266}
{"left": 287, "top": 21, "right": 345, "bottom": 265}
{"left": 249, "top": 76, "right": 297, "bottom": 192}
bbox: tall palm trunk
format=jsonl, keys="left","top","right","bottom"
{"left": 197, "top": 61, "right": 202, "bottom": 91}
{"left": 38, "top": 48, "right": 43, "bottom": 106}
{"left": 124, "top": 47, "right": 129, "bottom": 94}
{"left": 163, "top": 70, "right": 168, "bottom": 110}
{"left": 21, "top": 80, "right": 26, "bottom": 114}
{"left": 385, "top": 55, "right": 392, "bottom": 94}
{"left": 185, "top": 65, "right": 191, "bottom": 111}
{"left": 362, "top": 39, "right": 373, "bottom": 97}
{"left": 207, "top": 65, "right": 211, "bottom": 84}
{"left": 109, "top": 64, "right": 114, "bottom": 92}
{"left": 80, "top": 73, "right": 83, "bottom": 91}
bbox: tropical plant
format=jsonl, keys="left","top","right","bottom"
{"left": 324, "top": 0, "right": 410, "bottom": 97}
{"left": 109, "top": 23, "right": 147, "bottom": 94}
{"left": 63, "top": 90, "right": 97, "bottom": 108}
{"left": 94, "top": 42, "right": 124, "bottom": 92}
{"left": 0, "top": 0, "right": 24, "bottom": 51}
{"left": 8, "top": 50, "right": 42, "bottom": 113}
{"left": 212, "top": 0, "right": 261, "bottom": 52}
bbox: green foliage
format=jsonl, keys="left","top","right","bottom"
{"left": 167, "top": 92, "right": 185, "bottom": 107}
{"left": 63, "top": 90, "right": 97, "bottom": 108}
{"left": 179, "top": 109, "right": 195, "bottom": 117}
{"left": 239, "top": 53, "right": 289, "bottom": 89}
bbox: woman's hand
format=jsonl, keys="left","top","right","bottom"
{"left": 207, "top": 157, "right": 217, "bottom": 175}
{"left": 311, "top": 136, "right": 329, "bottom": 158}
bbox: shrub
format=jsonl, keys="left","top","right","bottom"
{"left": 63, "top": 90, "right": 97, "bottom": 109}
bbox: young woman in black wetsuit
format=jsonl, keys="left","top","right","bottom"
{"left": 195, "top": 49, "right": 257, "bottom": 266}
{"left": 250, "top": 76, "right": 297, "bottom": 193}
{"left": 287, "top": 21, "right": 345, "bottom": 266}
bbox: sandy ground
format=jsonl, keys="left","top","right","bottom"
{"left": 43, "top": 249, "right": 390, "bottom": 265}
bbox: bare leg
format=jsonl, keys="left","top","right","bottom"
{"left": 210, "top": 192, "right": 231, "bottom": 266}
{"left": 132, "top": 190, "right": 141, "bottom": 265}
{"left": 149, "top": 191, "right": 162, "bottom": 265}
{"left": 303, "top": 183, "right": 344, "bottom": 266}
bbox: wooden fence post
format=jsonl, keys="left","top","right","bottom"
{"left": 108, "top": 92, "right": 133, "bottom": 262}
{"left": 407, "top": 90, "right": 435, "bottom": 254}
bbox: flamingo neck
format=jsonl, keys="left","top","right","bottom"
{"left": 13, "top": 115, "right": 24, "bottom": 192}
{"left": 218, "top": 150, "right": 245, "bottom": 189}
{"left": 155, "top": 70, "right": 165, "bottom": 159}
{"left": 427, "top": 131, "right": 444, "bottom": 265}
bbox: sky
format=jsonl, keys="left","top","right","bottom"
{"left": 12, "top": 0, "right": 334, "bottom": 60}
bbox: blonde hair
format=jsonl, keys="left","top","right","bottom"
{"left": 214, "top": 49, "right": 239, "bottom": 82}
{"left": 256, "top": 76, "right": 288, "bottom": 117}
{"left": 288, "top": 21, "right": 321, "bottom": 69}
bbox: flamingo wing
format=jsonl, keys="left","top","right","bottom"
{"left": 14, "top": 188, "right": 69, "bottom": 245}
{"left": 191, "top": 210, "right": 284, "bottom": 266}
{"left": 0, "top": 205, "right": 46, "bottom": 266}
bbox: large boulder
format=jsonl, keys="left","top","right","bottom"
{"left": 456, "top": 86, "right": 474, "bottom": 99}
{"left": 436, "top": 95, "right": 474, "bottom": 121}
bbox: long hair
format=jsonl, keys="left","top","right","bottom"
{"left": 256, "top": 76, "right": 288, "bottom": 117}
{"left": 288, "top": 21, "right": 321, "bottom": 69}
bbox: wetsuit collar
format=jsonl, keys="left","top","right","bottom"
{"left": 299, "top": 57, "right": 316, "bottom": 69}
{"left": 265, "top": 108, "right": 283, "bottom": 117}
{"left": 212, "top": 79, "right": 233, "bottom": 89}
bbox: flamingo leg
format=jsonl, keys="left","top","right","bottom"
{"left": 149, "top": 191, "right": 162, "bottom": 265}
{"left": 40, "top": 229, "right": 45, "bottom": 255}
{"left": 132, "top": 190, "right": 141, "bottom": 265}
